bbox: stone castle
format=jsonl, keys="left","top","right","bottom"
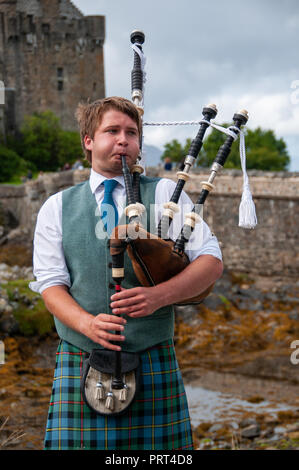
{"left": 0, "top": 0, "right": 105, "bottom": 134}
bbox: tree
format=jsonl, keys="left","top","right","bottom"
{"left": 201, "top": 126, "right": 290, "bottom": 171}
{"left": 162, "top": 126, "right": 290, "bottom": 171}
{"left": 0, "top": 145, "right": 28, "bottom": 183}
{"left": 18, "top": 111, "right": 83, "bottom": 172}
{"left": 57, "top": 130, "right": 83, "bottom": 168}
{"left": 161, "top": 138, "right": 192, "bottom": 168}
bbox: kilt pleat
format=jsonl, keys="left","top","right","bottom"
{"left": 44, "top": 339, "right": 194, "bottom": 450}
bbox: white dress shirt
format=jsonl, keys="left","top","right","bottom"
{"left": 29, "top": 169, "right": 222, "bottom": 294}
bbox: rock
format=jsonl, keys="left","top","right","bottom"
{"left": 0, "top": 298, "right": 8, "bottom": 313}
{"left": 260, "top": 428, "right": 274, "bottom": 439}
{"left": 246, "top": 396, "right": 265, "bottom": 404}
{"left": 285, "top": 423, "right": 299, "bottom": 432}
{"left": 287, "top": 431, "right": 299, "bottom": 439}
{"left": 0, "top": 313, "right": 20, "bottom": 335}
{"left": 241, "top": 424, "right": 261, "bottom": 439}
{"left": 174, "top": 305, "right": 200, "bottom": 324}
{"left": 4, "top": 304, "right": 13, "bottom": 314}
{"left": 25, "top": 388, "right": 42, "bottom": 398}
{"left": 230, "top": 422, "right": 239, "bottom": 430}
{"left": 11, "top": 265, "right": 20, "bottom": 274}
{"left": 6, "top": 227, "right": 29, "bottom": 244}
{"left": 23, "top": 267, "right": 34, "bottom": 280}
{"left": 203, "top": 293, "right": 224, "bottom": 310}
{"left": 209, "top": 423, "right": 223, "bottom": 433}
{"left": 240, "top": 418, "right": 258, "bottom": 428}
{"left": 274, "top": 426, "right": 287, "bottom": 435}
{"left": 288, "top": 311, "right": 299, "bottom": 320}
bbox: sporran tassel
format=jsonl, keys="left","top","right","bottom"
{"left": 96, "top": 382, "right": 105, "bottom": 400}
{"left": 105, "top": 392, "right": 114, "bottom": 410}
{"left": 120, "top": 384, "right": 128, "bottom": 402}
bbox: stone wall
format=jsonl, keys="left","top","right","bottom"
{"left": 0, "top": 0, "right": 105, "bottom": 132}
{"left": 0, "top": 169, "right": 298, "bottom": 278}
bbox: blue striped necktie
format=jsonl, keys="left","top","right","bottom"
{"left": 101, "top": 179, "right": 119, "bottom": 235}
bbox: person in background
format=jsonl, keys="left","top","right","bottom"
{"left": 164, "top": 156, "right": 173, "bottom": 171}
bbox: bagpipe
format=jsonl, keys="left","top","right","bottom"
{"left": 81, "top": 30, "right": 257, "bottom": 416}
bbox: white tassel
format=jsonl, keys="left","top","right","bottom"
{"left": 105, "top": 392, "right": 114, "bottom": 410}
{"left": 239, "top": 185, "right": 258, "bottom": 229}
{"left": 238, "top": 130, "right": 257, "bottom": 229}
{"left": 96, "top": 383, "right": 105, "bottom": 400}
{"left": 119, "top": 385, "right": 128, "bottom": 402}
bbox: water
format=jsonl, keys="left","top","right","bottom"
{"left": 185, "top": 384, "right": 296, "bottom": 428}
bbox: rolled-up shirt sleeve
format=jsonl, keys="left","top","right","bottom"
{"left": 29, "top": 192, "right": 71, "bottom": 295}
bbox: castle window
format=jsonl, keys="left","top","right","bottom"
{"left": 27, "top": 15, "right": 35, "bottom": 33}
{"left": 57, "top": 68, "right": 64, "bottom": 91}
{"left": 9, "top": 17, "right": 17, "bottom": 29}
{"left": 42, "top": 23, "right": 50, "bottom": 34}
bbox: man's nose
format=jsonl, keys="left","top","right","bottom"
{"left": 117, "top": 131, "right": 128, "bottom": 145}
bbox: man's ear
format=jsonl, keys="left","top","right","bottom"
{"left": 84, "top": 135, "right": 93, "bottom": 151}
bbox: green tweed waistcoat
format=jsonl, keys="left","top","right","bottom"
{"left": 55, "top": 176, "right": 174, "bottom": 353}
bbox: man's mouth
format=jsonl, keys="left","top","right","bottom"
{"left": 113, "top": 153, "right": 127, "bottom": 158}
{"left": 113, "top": 154, "right": 129, "bottom": 163}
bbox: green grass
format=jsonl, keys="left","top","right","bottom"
{"left": 1, "top": 279, "right": 54, "bottom": 336}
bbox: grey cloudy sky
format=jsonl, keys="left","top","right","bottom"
{"left": 72, "top": 0, "right": 299, "bottom": 170}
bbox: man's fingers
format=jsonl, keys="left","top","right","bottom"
{"left": 98, "top": 330, "right": 125, "bottom": 342}
{"left": 110, "top": 287, "right": 140, "bottom": 301}
{"left": 110, "top": 295, "right": 144, "bottom": 309}
{"left": 126, "top": 309, "right": 146, "bottom": 318}
{"left": 98, "top": 321, "right": 126, "bottom": 332}
{"left": 112, "top": 303, "right": 146, "bottom": 315}
{"left": 97, "top": 313, "right": 127, "bottom": 323}
{"left": 98, "top": 339, "right": 122, "bottom": 351}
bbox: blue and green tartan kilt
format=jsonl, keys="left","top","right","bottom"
{"left": 44, "top": 339, "right": 194, "bottom": 450}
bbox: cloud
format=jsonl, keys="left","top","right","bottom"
{"left": 72, "top": 0, "right": 299, "bottom": 169}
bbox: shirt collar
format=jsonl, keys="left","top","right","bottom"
{"left": 89, "top": 168, "right": 125, "bottom": 194}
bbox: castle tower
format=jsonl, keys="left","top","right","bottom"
{"left": 0, "top": 0, "right": 105, "bottom": 133}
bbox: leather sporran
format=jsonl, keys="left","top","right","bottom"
{"left": 81, "top": 349, "right": 140, "bottom": 416}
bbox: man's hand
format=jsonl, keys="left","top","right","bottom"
{"left": 42, "top": 285, "right": 127, "bottom": 351}
{"left": 110, "top": 286, "right": 160, "bottom": 318}
{"left": 110, "top": 255, "right": 223, "bottom": 318}
{"left": 85, "top": 313, "right": 127, "bottom": 351}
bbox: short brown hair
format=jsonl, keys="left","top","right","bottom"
{"left": 75, "top": 96, "right": 142, "bottom": 164}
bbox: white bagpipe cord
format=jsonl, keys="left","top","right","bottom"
{"left": 144, "top": 118, "right": 258, "bottom": 229}
{"left": 200, "top": 120, "right": 257, "bottom": 229}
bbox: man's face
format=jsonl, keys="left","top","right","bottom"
{"left": 84, "top": 109, "right": 140, "bottom": 177}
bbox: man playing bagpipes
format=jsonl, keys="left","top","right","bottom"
{"left": 29, "top": 95, "right": 223, "bottom": 450}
